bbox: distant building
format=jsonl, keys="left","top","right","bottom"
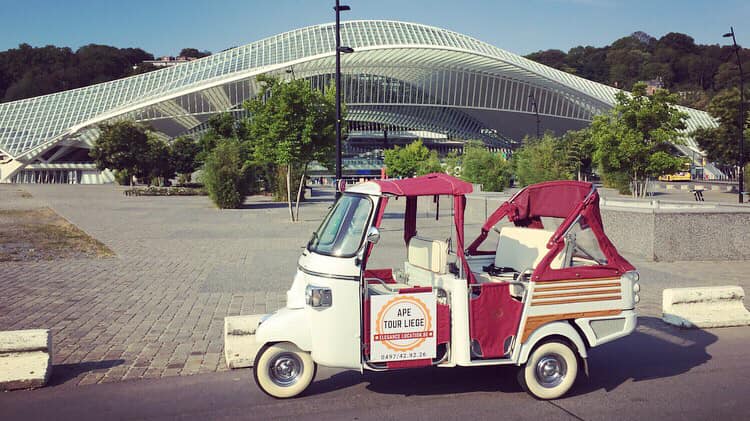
{"left": 644, "top": 77, "right": 665, "bottom": 95}
{"left": 140, "top": 56, "right": 198, "bottom": 68}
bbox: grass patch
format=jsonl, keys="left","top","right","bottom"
{"left": 0, "top": 208, "right": 114, "bottom": 262}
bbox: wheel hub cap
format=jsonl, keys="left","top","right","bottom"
{"left": 269, "top": 353, "right": 303, "bottom": 386}
{"left": 535, "top": 353, "right": 566, "bottom": 388}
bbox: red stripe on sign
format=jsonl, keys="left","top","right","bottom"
{"left": 374, "top": 331, "right": 434, "bottom": 341}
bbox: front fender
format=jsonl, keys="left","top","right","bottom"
{"left": 255, "top": 307, "right": 312, "bottom": 351}
{"left": 516, "top": 321, "right": 587, "bottom": 365}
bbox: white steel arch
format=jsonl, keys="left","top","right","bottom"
{"left": 0, "top": 20, "right": 718, "bottom": 183}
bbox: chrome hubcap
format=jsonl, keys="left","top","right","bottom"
{"left": 268, "top": 353, "right": 303, "bottom": 387}
{"left": 535, "top": 353, "right": 566, "bottom": 388}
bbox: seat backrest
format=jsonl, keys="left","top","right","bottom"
{"left": 408, "top": 236, "right": 448, "bottom": 274}
{"left": 494, "top": 227, "right": 563, "bottom": 271}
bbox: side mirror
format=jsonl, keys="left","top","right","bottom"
{"left": 366, "top": 226, "right": 381, "bottom": 244}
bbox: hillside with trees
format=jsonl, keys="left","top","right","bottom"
{"left": 0, "top": 44, "right": 210, "bottom": 102}
{"left": 526, "top": 31, "right": 748, "bottom": 110}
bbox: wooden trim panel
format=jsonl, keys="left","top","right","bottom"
{"left": 530, "top": 295, "right": 621, "bottom": 306}
{"left": 521, "top": 309, "right": 622, "bottom": 342}
{"left": 532, "top": 288, "right": 621, "bottom": 300}
{"left": 534, "top": 282, "right": 620, "bottom": 292}
{"left": 534, "top": 277, "right": 620, "bottom": 285}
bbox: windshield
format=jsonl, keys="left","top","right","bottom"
{"left": 308, "top": 194, "right": 373, "bottom": 257}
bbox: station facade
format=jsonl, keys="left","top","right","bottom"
{"left": 0, "top": 20, "right": 718, "bottom": 183}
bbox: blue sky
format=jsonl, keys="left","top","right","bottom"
{"left": 1, "top": 0, "right": 748, "bottom": 56}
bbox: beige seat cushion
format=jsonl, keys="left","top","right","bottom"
{"left": 408, "top": 236, "right": 448, "bottom": 274}
{"left": 494, "top": 227, "right": 563, "bottom": 271}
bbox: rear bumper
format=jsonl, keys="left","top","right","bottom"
{"left": 574, "top": 309, "right": 637, "bottom": 348}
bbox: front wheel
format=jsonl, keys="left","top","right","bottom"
{"left": 518, "top": 340, "right": 578, "bottom": 400}
{"left": 253, "top": 342, "right": 316, "bottom": 399}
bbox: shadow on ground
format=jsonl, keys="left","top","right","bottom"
{"left": 305, "top": 316, "right": 715, "bottom": 398}
{"left": 49, "top": 359, "right": 125, "bottom": 386}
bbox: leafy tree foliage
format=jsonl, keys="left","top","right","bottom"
{"left": 179, "top": 48, "right": 211, "bottom": 59}
{"left": 455, "top": 141, "right": 512, "bottom": 191}
{"left": 512, "top": 134, "right": 573, "bottom": 186}
{"left": 559, "top": 129, "right": 596, "bottom": 180}
{"left": 693, "top": 87, "right": 750, "bottom": 172}
{"left": 244, "top": 74, "right": 337, "bottom": 221}
{"left": 383, "top": 140, "right": 442, "bottom": 178}
{"left": 201, "top": 140, "right": 247, "bottom": 209}
{"left": 169, "top": 136, "right": 201, "bottom": 182}
{"left": 525, "top": 31, "right": 749, "bottom": 110}
{"left": 90, "top": 121, "right": 153, "bottom": 185}
{"left": 589, "top": 83, "right": 688, "bottom": 197}
{"left": 0, "top": 43, "right": 154, "bottom": 101}
{"left": 90, "top": 120, "right": 179, "bottom": 186}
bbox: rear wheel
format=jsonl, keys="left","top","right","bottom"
{"left": 518, "top": 340, "right": 578, "bottom": 400}
{"left": 253, "top": 342, "right": 316, "bottom": 399}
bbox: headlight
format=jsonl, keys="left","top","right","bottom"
{"left": 634, "top": 294, "right": 640, "bottom": 304}
{"left": 305, "top": 285, "right": 332, "bottom": 308}
{"left": 633, "top": 282, "right": 641, "bottom": 293}
{"left": 623, "top": 271, "right": 639, "bottom": 283}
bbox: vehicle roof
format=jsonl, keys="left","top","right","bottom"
{"left": 347, "top": 173, "right": 473, "bottom": 197}
{"left": 508, "top": 180, "right": 594, "bottom": 219}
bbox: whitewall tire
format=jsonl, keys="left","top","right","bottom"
{"left": 519, "top": 340, "right": 578, "bottom": 400}
{"left": 253, "top": 342, "right": 316, "bottom": 399}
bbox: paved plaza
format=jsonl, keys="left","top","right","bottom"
{"left": 1, "top": 184, "right": 749, "bottom": 387}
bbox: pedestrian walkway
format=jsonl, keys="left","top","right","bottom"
{"left": 1, "top": 184, "right": 748, "bottom": 386}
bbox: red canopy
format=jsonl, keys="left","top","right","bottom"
{"left": 466, "top": 180, "right": 634, "bottom": 282}
{"left": 369, "top": 173, "right": 474, "bottom": 282}
{"left": 372, "top": 173, "right": 473, "bottom": 197}
{"left": 506, "top": 180, "right": 593, "bottom": 220}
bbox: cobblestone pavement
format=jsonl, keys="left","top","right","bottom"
{"left": 1, "top": 185, "right": 328, "bottom": 385}
{"left": 1, "top": 184, "right": 748, "bottom": 386}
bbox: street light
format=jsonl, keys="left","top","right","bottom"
{"left": 334, "top": 0, "right": 353, "bottom": 199}
{"left": 723, "top": 27, "right": 745, "bottom": 203}
{"left": 528, "top": 93, "right": 541, "bottom": 139}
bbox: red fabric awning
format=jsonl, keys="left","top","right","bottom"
{"left": 372, "top": 173, "right": 473, "bottom": 197}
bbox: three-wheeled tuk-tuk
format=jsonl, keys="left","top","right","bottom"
{"left": 237, "top": 174, "right": 639, "bottom": 400}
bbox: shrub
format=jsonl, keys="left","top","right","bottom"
{"left": 201, "top": 140, "right": 246, "bottom": 209}
{"left": 114, "top": 169, "right": 132, "bottom": 186}
{"left": 384, "top": 139, "right": 442, "bottom": 178}
{"left": 459, "top": 142, "right": 512, "bottom": 192}
{"left": 513, "top": 134, "right": 573, "bottom": 186}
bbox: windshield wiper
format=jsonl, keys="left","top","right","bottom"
{"left": 307, "top": 231, "right": 319, "bottom": 250}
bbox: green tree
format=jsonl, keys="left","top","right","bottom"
{"left": 590, "top": 82, "right": 688, "bottom": 197}
{"left": 90, "top": 121, "right": 152, "bottom": 185}
{"left": 244, "top": 74, "right": 336, "bottom": 221}
{"left": 141, "top": 134, "right": 174, "bottom": 186}
{"left": 201, "top": 140, "right": 247, "bottom": 209}
{"left": 458, "top": 141, "right": 512, "bottom": 192}
{"left": 170, "top": 136, "right": 200, "bottom": 183}
{"left": 179, "top": 48, "right": 211, "bottom": 59}
{"left": 693, "top": 88, "right": 750, "bottom": 172}
{"left": 383, "top": 139, "right": 442, "bottom": 178}
{"left": 512, "top": 134, "right": 572, "bottom": 186}
{"left": 560, "top": 129, "right": 596, "bottom": 180}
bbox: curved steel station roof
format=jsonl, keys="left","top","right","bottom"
{"left": 0, "top": 20, "right": 717, "bottom": 181}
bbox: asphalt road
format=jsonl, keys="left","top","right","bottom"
{"left": 2, "top": 317, "right": 748, "bottom": 421}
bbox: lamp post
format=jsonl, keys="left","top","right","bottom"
{"left": 529, "top": 93, "right": 541, "bottom": 139}
{"left": 334, "top": 0, "right": 353, "bottom": 199}
{"left": 724, "top": 27, "right": 745, "bottom": 203}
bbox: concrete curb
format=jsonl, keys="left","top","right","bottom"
{"left": 0, "top": 329, "right": 52, "bottom": 391}
{"left": 224, "top": 315, "right": 264, "bottom": 369}
{"left": 662, "top": 286, "right": 750, "bottom": 328}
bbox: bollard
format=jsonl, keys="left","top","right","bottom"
{"left": 663, "top": 286, "right": 750, "bottom": 328}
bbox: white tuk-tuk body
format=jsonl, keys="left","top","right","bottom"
{"left": 239, "top": 175, "right": 639, "bottom": 399}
